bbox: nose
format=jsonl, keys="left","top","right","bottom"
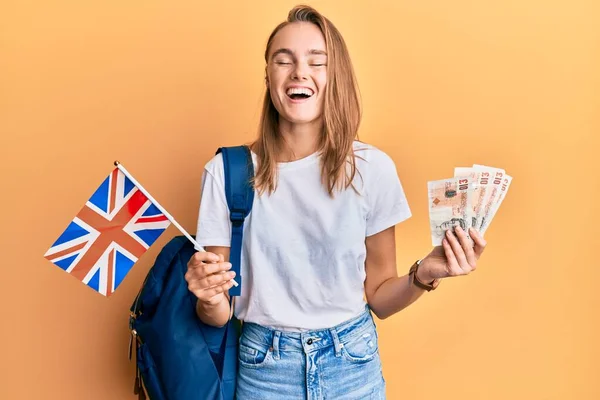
{"left": 291, "top": 61, "right": 309, "bottom": 80}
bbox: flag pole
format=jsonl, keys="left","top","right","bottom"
{"left": 114, "top": 161, "right": 239, "bottom": 287}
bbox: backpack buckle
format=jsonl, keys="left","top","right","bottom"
{"left": 230, "top": 211, "right": 245, "bottom": 227}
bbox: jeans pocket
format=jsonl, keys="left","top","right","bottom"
{"left": 341, "top": 329, "right": 379, "bottom": 364}
{"left": 238, "top": 341, "right": 273, "bottom": 369}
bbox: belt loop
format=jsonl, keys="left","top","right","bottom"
{"left": 272, "top": 331, "right": 281, "bottom": 360}
{"left": 330, "top": 328, "right": 342, "bottom": 358}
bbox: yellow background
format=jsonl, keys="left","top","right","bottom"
{"left": 2, "top": 1, "right": 598, "bottom": 399}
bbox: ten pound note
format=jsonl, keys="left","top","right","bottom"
{"left": 427, "top": 176, "right": 472, "bottom": 246}
{"left": 428, "top": 164, "right": 513, "bottom": 246}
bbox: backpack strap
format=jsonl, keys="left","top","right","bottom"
{"left": 216, "top": 145, "right": 254, "bottom": 297}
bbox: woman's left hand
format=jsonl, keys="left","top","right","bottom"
{"left": 417, "top": 226, "right": 487, "bottom": 283}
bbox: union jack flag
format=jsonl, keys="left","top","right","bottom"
{"left": 44, "top": 167, "right": 171, "bottom": 296}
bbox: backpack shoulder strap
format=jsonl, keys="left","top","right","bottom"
{"left": 216, "top": 145, "right": 254, "bottom": 297}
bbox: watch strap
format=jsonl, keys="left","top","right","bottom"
{"left": 409, "top": 259, "right": 440, "bottom": 291}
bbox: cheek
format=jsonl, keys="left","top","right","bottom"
{"left": 316, "top": 73, "right": 327, "bottom": 96}
{"left": 265, "top": 79, "right": 280, "bottom": 100}
{"left": 267, "top": 85, "right": 285, "bottom": 113}
{"left": 267, "top": 68, "right": 286, "bottom": 87}
{"left": 269, "top": 82, "right": 286, "bottom": 102}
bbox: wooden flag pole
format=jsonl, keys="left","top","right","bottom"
{"left": 113, "top": 161, "right": 239, "bottom": 287}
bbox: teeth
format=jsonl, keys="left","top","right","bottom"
{"left": 286, "top": 87, "right": 314, "bottom": 96}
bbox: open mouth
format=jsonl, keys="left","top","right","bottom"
{"left": 286, "top": 87, "right": 314, "bottom": 100}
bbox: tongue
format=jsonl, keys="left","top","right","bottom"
{"left": 290, "top": 93, "right": 310, "bottom": 100}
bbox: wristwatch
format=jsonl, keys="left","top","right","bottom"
{"left": 409, "top": 259, "right": 440, "bottom": 291}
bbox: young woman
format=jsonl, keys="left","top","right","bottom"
{"left": 185, "top": 5, "right": 487, "bottom": 399}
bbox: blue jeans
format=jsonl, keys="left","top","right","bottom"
{"left": 235, "top": 306, "right": 386, "bottom": 399}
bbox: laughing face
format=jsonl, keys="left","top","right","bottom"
{"left": 266, "top": 22, "right": 328, "bottom": 127}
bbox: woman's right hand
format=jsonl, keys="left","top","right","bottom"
{"left": 185, "top": 251, "right": 236, "bottom": 306}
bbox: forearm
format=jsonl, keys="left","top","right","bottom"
{"left": 368, "top": 273, "right": 428, "bottom": 320}
{"left": 195, "top": 296, "right": 231, "bottom": 327}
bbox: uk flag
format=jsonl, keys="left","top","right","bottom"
{"left": 44, "top": 167, "right": 171, "bottom": 296}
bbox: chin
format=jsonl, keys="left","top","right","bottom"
{"left": 281, "top": 112, "right": 322, "bottom": 125}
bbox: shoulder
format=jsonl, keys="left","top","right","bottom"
{"left": 203, "top": 152, "right": 225, "bottom": 181}
{"left": 204, "top": 147, "right": 257, "bottom": 179}
{"left": 353, "top": 140, "right": 398, "bottom": 173}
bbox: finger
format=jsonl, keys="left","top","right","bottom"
{"left": 469, "top": 228, "right": 487, "bottom": 258}
{"left": 445, "top": 229, "right": 470, "bottom": 272}
{"left": 455, "top": 226, "right": 477, "bottom": 268}
{"left": 442, "top": 237, "right": 461, "bottom": 275}
{"left": 185, "top": 262, "right": 233, "bottom": 287}
{"left": 200, "top": 270, "right": 236, "bottom": 289}
{"left": 185, "top": 262, "right": 231, "bottom": 284}
{"left": 188, "top": 272, "right": 232, "bottom": 294}
{"left": 201, "top": 261, "right": 233, "bottom": 277}
{"left": 188, "top": 251, "right": 221, "bottom": 267}
{"left": 199, "top": 279, "right": 236, "bottom": 300}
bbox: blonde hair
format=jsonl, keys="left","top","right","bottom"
{"left": 250, "top": 5, "right": 362, "bottom": 197}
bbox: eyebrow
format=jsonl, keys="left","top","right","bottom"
{"left": 271, "top": 48, "right": 327, "bottom": 59}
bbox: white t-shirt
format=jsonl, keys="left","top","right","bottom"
{"left": 194, "top": 141, "right": 411, "bottom": 331}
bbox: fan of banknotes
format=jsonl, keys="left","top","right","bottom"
{"left": 428, "top": 164, "right": 512, "bottom": 246}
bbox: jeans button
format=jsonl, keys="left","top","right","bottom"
{"left": 307, "top": 338, "right": 313, "bottom": 345}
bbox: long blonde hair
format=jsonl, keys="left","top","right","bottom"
{"left": 251, "top": 5, "right": 362, "bottom": 197}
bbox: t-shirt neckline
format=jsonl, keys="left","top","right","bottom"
{"left": 250, "top": 150, "right": 320, "bottom": 170}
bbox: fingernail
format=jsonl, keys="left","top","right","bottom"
{"left": 226, "top": 263, "right": 232, "bottom": 269}
{"left": 456, "top": 226, "right": 463, "bottom": 233}
{"left": 228, "top": 272, "right": 236, "bottom": 278}
{"left": 446, "top": 230, "right": 452, "bottom": 237}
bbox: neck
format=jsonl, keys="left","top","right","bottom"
{"left": 277, "top": 118, "right": 323, "bottom": 162}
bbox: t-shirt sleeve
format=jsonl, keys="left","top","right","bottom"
{"left": 365, "top": 151, "right": 412, "bottom": 237}
{"left": 194, "top": 157, "right": 232, "bottom": 249}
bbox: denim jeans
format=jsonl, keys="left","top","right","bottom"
{"left": 235, "top": 305, "right": 386, "bottom": 399}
